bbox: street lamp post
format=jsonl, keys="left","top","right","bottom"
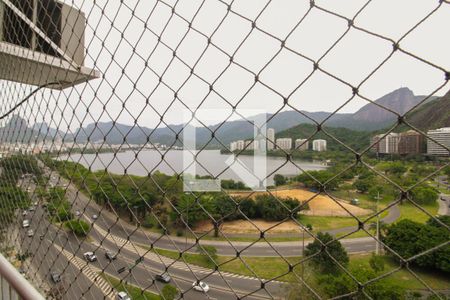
{"left": 375, "top": 191, "right": 380, "bottom": 255}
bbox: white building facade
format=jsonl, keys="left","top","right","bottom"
{"left": 267, "top": 128, "right": 275, "bottom": 150}
{"left": 312, "top": 139, "right": 327, "bottom": 152}
{"left": 276, "top": 138, "right": 292, "bottom": 150}
{"left": 427, "top": 127, "right": 450, "bottom": 156}
{"left": 295, "top": 139, "right": 309, "bottom": 151}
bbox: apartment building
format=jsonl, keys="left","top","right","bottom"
{"left": 267, "top": 128, "right": 275, "bottom": 150}
{"left": 370, "top": 133, "right": 399, "bottom": 154}
{"left": 295, "top": 139, "right": 309, "bottom": 151}
{"left": 276, "top": 138, "right": 292, "bottom": 150}
{"left": 427, "top": 127, "right": 450, "bottom": 156}
{"left": 312, "top": 139, "right": 327, "bottom": 152}
{"left": 398, "top": 130, "right": 425, "bottom": 155}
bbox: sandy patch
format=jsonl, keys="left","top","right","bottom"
{"left": 196, "top": 219, "right": 302, "bottom": 234}
{"left": 230, "top": 188, "right": 371, "bottom": 217}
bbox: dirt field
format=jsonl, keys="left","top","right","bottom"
{"left": 196, "top": 219, "right": 302, "bottom": 234}
{"left": 230, "top": 188, "right": 372, "bottom": 217}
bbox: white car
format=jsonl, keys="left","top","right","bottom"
{"left": 83, "top": 252, "right": 97, "bottom": 262}
{"left": 22, "top": 210, "right": 28, "bottom": 217}
{"left": 92, "top": 214, "right": 98, "bottom": 220}
{"left": 116, "top": 291, "right": 131, "bottom": 300}
{"left": 75, "top": 210, "right": 81, "bottom": 217}
{"left": 192, "top": 281, "right": 209, "bottom": 292}
{"left": 22, "top": 220, "right": 30, "bottom": 228}
{"left": 27, "top": 229, "right": 34, "bottom": 237}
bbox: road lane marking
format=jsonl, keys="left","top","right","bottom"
{"left": 53, "top": 244, "right": 115, "bottom": 300}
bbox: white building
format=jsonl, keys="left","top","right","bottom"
{"left": 427, "top": 127, "right": 450, "bottom": 156}
{"left": 230, "top": 141, "right": 237, "bottom": 152}
{"left": 312, "top": 139, "right": 327, "bottom": 152}
{"left": 244, "top": 140, "right": 259, "bottom": 150}
{"left": 295, "top": 139, "right": 309, "bottom": 151}
{"left": 276, "top": 138, "right": 292, "bottom": 150}
{"left": 267, "top": 128, "right": 275, "bottom": 150}
{"left": 235, "top": 140, "right": 245, "bottom": 151}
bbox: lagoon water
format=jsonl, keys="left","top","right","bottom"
{"left": 60, "top": 150, "right": 326, "bottom": 186}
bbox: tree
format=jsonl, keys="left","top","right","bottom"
{"left": 410, "top": 186, "right": 438, "bottom": 205}
{"left": 353, "top": 178, "right": 372, "bottom": 193}
{"left": 304, "top": 232, "right": 349, "bottom": 274}
{"left": 274, "top": 174, "right": 287, "bottom": 186}
{"left": 238, "top": 197, "right": 257, "bottom": 219}
{"left": 64, "top": 219, "right": 91, "bottom": 237}
{"left": 254, "top": 195, "right": 299, "bottom": 221}
{"left": 176, "top": 194, "right": 207, "bottom": 227}
{"left": 161, "top": 284, "right": 178, "bottom": 300}
{"left": 383, "top": 219, "right": 450, "bottom": 273}
{"left": 369, "top": 253, "right": 385, "bottom": 273}
{"left": 318, "top": 267, "right": 404, "bottom": 299}
{"left": 296, "top": 170, "right": 341, "bottom": 191}
{"left": 383, "top": 162, "right": 407, "bottom": 177}
{"left": 204, "top": 194, "right": 237, "bottom": 237}
{"left": 368, "top": 186, "right": 383, "bottom": 200}
{"left": 197, "top": 245, "right": 218, "bottom": 268}
{"left": 444, "top": 166, "right": 450, "bottom": 181}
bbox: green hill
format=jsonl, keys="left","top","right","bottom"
{"left": 400, "top": 90, "right": 450, "bottom": 132}
{"left": 276, "top": 123, "right": 370, "bottom": 152}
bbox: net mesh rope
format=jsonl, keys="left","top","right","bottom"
{"left": 0, "top": 0, "right": 449, "bottom": 299}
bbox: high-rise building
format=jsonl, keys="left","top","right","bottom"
{"left": 370, "top": 133, "right": 399, "bottom": 154}
{"left": 236, "top": 140, "right": 245, "bottom": 151}
{"left": 295, "top": 139, "right": 309, "bottom": 151}
{"left": 312, "top": 139, "right": 327, "bottom": 152}
{"left": 267, "top": 128, "right": 275, "bottom": 150}
{"left": 276, "top": 138, "right": 292, "bottom": 150}
{"left": 427, "top": 127, "right": 450, "bottom": 156}
{"left": 230, "top": 141, "right": 237, "bottom": 152}
{"left": 244, "top": 140, "right": 259, "bottom": 150}
{"left": 398, "top": 130, "right": 425, "bottom": 155}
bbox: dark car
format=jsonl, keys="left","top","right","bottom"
{"left": 105, "top": 251, "right": 117, "bottom": 261}
{"left": 50, "top": 272, "right": 61, "bottom": 283}
{"left": 155, "top": 272, "right": 171, "bottom": 283}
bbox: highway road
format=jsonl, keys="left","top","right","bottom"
{"left": 59, "top": 177, "right": 379, "bottom": 257}
{"left": 13, "top": 161, "right": 386, "bottom": 299}
{"left": 17, "top": 175, "right": 284, "bottom": 299}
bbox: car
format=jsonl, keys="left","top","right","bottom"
{"left": 83, "top": 252, "right": 97, "bottom": 262}
{"left": 92, "top": 214, "right": 98, "bottom": 220}
{"left": 28, "top": 206, "right": 35, "bottom": 212}
{"left": 192, "top": 281, "right": 209, "bottom": 292}
{"left": 50, "top": 272, "right": 61, "bottom": 283}
{"left": 22, "top": 210, "right": 28, "bottom": 216}
{"left": 155, "top": 272, "right": 171, "bottom": 283}
{"left": 116, "top": 291, "right": 131, "bottom": 300}
{"left": 27, "top": 229, "right": 34, "bottom": 237}
{"left": 33, "top": 201, "right": 38, "bottom": 206}
{"left": 75, "top": 210, "right": 81, "bottom": 217}
{"left": 22, "top": 220, "right": 30, "bottom": 228}
{"left": 105, "top": 251, "right": 117, "bottom": 261}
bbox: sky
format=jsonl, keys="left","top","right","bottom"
{"left": 1, "top": 0, "right": 449, "bottom": 132}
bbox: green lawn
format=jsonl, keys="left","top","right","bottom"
{"left": 153, "top": 247, "right": 301, "bottom": 281}
{"left": 100, "top": 273, "right": 160, "bottom": 300}
{"left": 396, "top": 201, "right": 439, "bottom": 224}
{"left": 349, "top": 254, "right": 450, "bottom": 290}
{"left": 152, "top": 248, "right": 450, "bottom": 292}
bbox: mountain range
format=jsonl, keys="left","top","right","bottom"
{"left": 1, "top": 87, "right": 448, "bottom": 146}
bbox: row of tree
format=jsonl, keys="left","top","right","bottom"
{"left": 175, "top": 193, "right": 306, "bottom": 237}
